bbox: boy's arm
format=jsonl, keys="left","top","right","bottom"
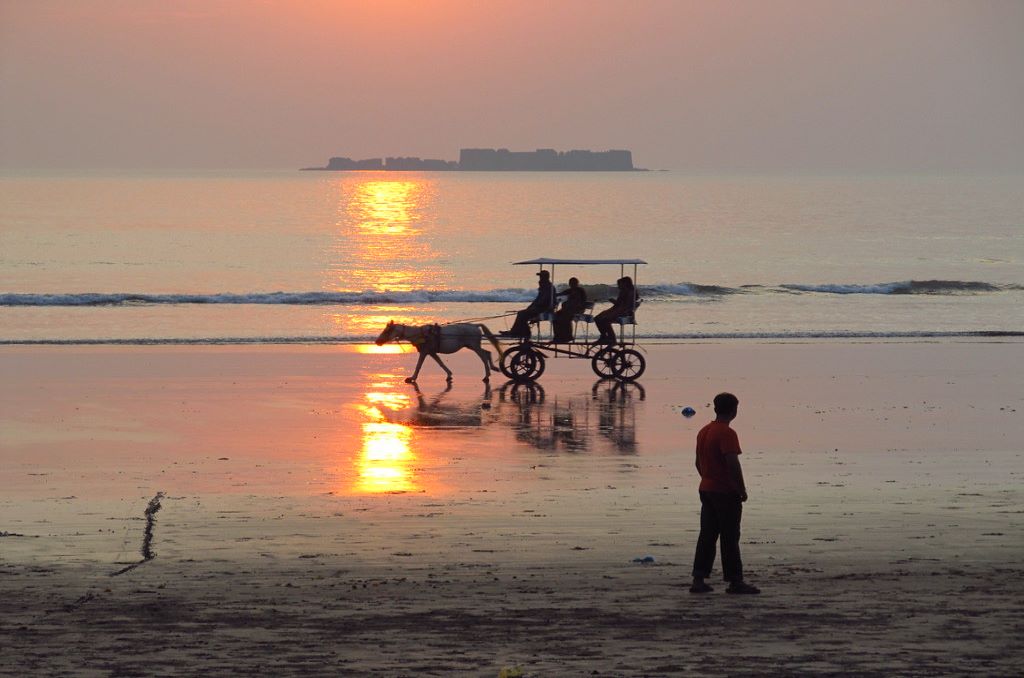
{"left": 724, "top": 454, "right": 748, "bottom": 502}
{"left": 695, "top": 453, "right": 701, "bottom": 474}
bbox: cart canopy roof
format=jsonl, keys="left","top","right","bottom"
{"left": 513, "top": 258, "right": 647, "bottom": 266}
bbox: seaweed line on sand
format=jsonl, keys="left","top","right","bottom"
{"left": 110, "top": 492, "right": 165, "bottom": 577}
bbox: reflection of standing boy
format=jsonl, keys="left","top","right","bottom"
{"left": 690, "top": 392, "right": 760, "bottom": 594}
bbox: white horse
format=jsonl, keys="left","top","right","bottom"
{"left": 375, "top": 321, "right": 502, "bottom": 383}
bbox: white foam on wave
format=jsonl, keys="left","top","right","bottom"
{"left": 780, "top": 280, "right": 1009, "bottom": 295}
{"left": 1, "top": 280, "right": 1016, "bottom": 307}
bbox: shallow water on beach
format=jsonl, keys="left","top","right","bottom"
{"left": 2, "top": 172, "right": 1022, "bottom": 342}
{"left": 2, "top": 343, "right": 1021, "bottom": 567}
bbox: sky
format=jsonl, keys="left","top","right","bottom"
{"left": 2, "top": 0, "right": 1022, "bottom": 172}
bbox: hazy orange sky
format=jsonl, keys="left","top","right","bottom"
{"left": 2, "top": 0, "right": 1022, "bottom": 172}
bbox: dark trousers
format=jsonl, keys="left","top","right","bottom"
{"left": 509, "top": 309, "right": 538, "bottom": 336}
{"left": 594, "top": 311, "right": 617, "bottom": 343}
{"left": 553, "top": 308, "right": 577, "bottom": 342}
{"left": 692, "top": 490, "right": 743, "bottom": 582}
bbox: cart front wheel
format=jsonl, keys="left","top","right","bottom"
{"left": 613, "top": 348, "right": 646, "bottom": 381}
{"left": 500, "top": 346, "right": 546, "bottom": 382}
{"left": 591, "top": 347, "right": 619, "bottom": 378}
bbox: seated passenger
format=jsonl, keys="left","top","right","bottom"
{"left": 501, "top": 270, "right": 555, "bottom": 339}
{"left": 553, "top": 277, "right": 587, "bottom": 342}
{"left": 594, "top": 276, "right": 637, "bottom": 345}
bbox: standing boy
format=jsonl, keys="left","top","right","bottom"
{"left": 690, "top": 392, "right": 760, "bottom": 594}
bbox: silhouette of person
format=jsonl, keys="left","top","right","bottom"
{"left": 690, "top": 392, "right": 760, "bottom": 594}
{"left": 553, "top": 276, "right": 587, "bottom": 342}
{"left": 593, "top": 276, "right": 636, "bottom": 345}
{"left": 502, "top": 270, "right": 555, "bottom": 338}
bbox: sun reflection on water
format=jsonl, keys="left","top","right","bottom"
{"left": 355, "top": 343, "right": 410, "bottom": 354}
{"left": 330, "top": 177, "right": 449, "bottom": 294}
{"left": 354, "top": 381, "right": 418, "bottom": 494}
{"left": 333, "top": 311, "right": 418, "bottom": 336}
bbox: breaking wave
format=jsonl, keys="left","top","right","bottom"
{"left": 1, "top": 280, "right": 1017, "bottom": 307}
{"left": 779, "top": 280, "right": 1017, "bottom": 295}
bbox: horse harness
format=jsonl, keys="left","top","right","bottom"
{"left": 408, "top": 323, "right": 442, "bottom": 354}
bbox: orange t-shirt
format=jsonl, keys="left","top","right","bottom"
{"left": 695, "top": 420, "right": 742, "bottom": 493}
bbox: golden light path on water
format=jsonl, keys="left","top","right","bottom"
{"left": 332, "top": 177, "right": 447, "bottom": 294}
{"left": 325, "top": 175, "right": 451, "bottom": 336}
{"left": 352, "top": 357, "right": 420, "bottom": 494}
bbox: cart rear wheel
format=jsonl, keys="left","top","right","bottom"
{"left": 500, "top": 346, "right": 546, "bottom": 382}
{"left": 591, "top": 347, "right": 619, "bottom": 378}
{"left": 613, "top": 348, "right": 646, "bottom": 381}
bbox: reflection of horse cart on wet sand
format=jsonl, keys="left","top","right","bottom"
{"left": 375, "top": 257, "right": 647, "bottom": 384}
{"left": 497, "top": 258, "right": 647, "bottom": 383}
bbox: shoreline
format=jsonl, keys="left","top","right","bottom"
{"left": 2, "top": 332, "right": 1023, "bottom": 346}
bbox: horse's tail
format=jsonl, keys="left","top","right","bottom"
{"left": 477, "top": 324, "right": 502, "bottom": 357}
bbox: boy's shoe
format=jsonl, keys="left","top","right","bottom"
{"left": 726, "top": 581, "right": 760, "bottom": 594}
{"left": 689, "top": 581, "right": 714, "bottom": 593}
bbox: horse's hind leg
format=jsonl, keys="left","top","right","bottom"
{"left": 471, "top": 346, "right": 493, "bottom": 382}
{"left": 430, "top": 353, "right": 454, "bottom": 382}
{"left": 406, "top": 353, "right": 428, "bottom": 383}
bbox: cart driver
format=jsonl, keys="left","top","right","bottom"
{"left": 501, "top": 270, "right": 555, "bottom": 339}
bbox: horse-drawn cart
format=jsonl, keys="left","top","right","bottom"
{"left": 375, "top": 257, "right": 648, "bottom": 384}
{"left": 498, "top": 258, "right": 647, "bottom": 383}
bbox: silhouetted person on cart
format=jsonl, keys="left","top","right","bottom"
{"left": 553, "top": 277, "right": 587, "bottom": 343}
{"left": 502, "top": 269, "right": 555, "bottom": 339}
{"left": 594, "top": 276, "right": 636, "bottom": 345}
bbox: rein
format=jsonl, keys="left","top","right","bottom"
{"left": 441, "top": 312, "right": 515, "bottom": 325}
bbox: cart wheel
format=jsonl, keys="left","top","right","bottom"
{"left": 499, "top": 346, "right": 520, "bottom": 379}
{"left": 613, "top": 348, "right": 646, "bottom": 381}
{"left": 500, "top": 346, "right": 546, "bottom": 382}
{"left": 591, "top": 347, "right": 619, "bottom": 378}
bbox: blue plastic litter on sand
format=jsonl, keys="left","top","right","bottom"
{"left": 681, "top": 407, "right": 696, "bottom": 418}
{"left": 632, "top": 555, "right": 656, "bottom": 564}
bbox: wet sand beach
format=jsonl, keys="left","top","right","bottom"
{"left": 1, "top": 341, "right": 1022, "bottom": 676}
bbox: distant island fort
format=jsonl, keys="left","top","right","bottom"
{"left": 302, "top": 148, "right": 640, "bottom": 171}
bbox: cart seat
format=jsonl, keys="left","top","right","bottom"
{"left": 574, "top": 301, "right": 596, "bottom": 323}
{"left": 617, "top": 298, "right": 642, "bottom": 325}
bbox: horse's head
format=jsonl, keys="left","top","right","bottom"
{"left": 375, "top": 320, "right": 396, "bottom": 346}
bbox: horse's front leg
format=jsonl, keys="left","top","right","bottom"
{"left": 430, "top": 353, "right": 454, "bottom": 382}
{"left": 406, "top": 353, "right": 428, "bottom": 383}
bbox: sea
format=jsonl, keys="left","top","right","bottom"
{"left": 2, "top": 171, "right": 1022, "bottom": 344}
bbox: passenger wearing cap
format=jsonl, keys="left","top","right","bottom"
{"left": 501, "top": 269, "right": 556, "bottom": 338}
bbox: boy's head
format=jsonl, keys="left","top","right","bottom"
{"left": 713, "top": 392, "right": 739, "bottom": 420}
